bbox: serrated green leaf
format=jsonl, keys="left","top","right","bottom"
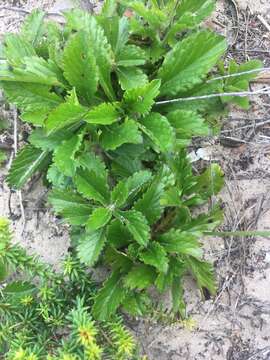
{"left": 101, "top": 0, "right": 118, "bottom": 18}
{"left": 74, "top": 168, "right": 110, "bottom": 205}
{"left": 161, "top": 187, "right": 182, "bottom": 207}
{"left": 45, "top": 102, "right": 87, "bottom": 133}
{"left": 7, "top": 145, "right": 50, "bottom": 189}
{"left": 119, "top": 210, "right": 150, "bottom": 247}
{"left": 162, "top": 80, "right": 224, "bottom": 115}
{"left": 127, "top": 243, "right": 140, "bottom": 259}
{"left": 3, "top": 34, "right": 36, "bottom": 66}
{"left": 63, "top": 31, "right": 98, "bottom": 104}
{"left": 158, "top": 229, "right": 203, "bottom": 258}
{"left": 100, "top": 119, "right": 142, "bottom": 150}
{"left": 104, "top": 246, "right": 133, "bottom": 272}
{"left": 89, "top": 31, "right": 114, "bottom": 100}
{"left": 0, "top": 56, "right": 63, "bottom": 86}
{"left": 53, "top": 134, "right": 82, "bottom": 177}
{"left": 182, "top": 205, "right": 224, "bottom": 233}
{"left": 64, "top": 9, "right": 92, "bottom": 32}
{"left": 122, "top": 292, "right": 151, "bottom": 317}
{"left": 100, "top": 16, "right": 129, "bottom": 55}
{"left": 85, "top": 102, "right": 120, "bottom": 125}
{"left": 1, "top": 82, "right": 62, "bottom": 126}
{"left": 116, "top": 45, "right": 147, "bottom": 67}
{"left": 48, "top": 189, "right": 92, "bottom": 225}
{"left": 77, "top": 229, "right": 107, "bottom": 266}
{"left": 21, "top": 9, "right": 46, "bottom": 47}
{"left": 167, "top": 0, "right": 215, "bottom": 46}
{"left": 111, "top": 170, "right": 152, "bottom": 208}
{"left": 111, "top": 181, "right": 129, "bottom": 208}
{"left": 46, "top": 21, "right": 64, "bottom": 67}
{"left": 123, "top": 79, "right": 160, "bottom": 115}
{"left": 191, "top": 164, "right": 224, "bottom": 199}
{"left": 77, "top": 152, "right": 108, "bottom": 178}
{"left": 134, "top": 178, "right": 164, "bottom": 225}
{"left": 129, "top": 2, "right": 167, "bottom": 30}
{"left": 124, "top": 264, "right": 156, "bottom": 290}
{"left": 117, "top": 66, "right": 148, "bottom": 90}
{"left": 29, "top": 127, "right": 74, "bottom": 151}
{"left": 20, "top": 110, "right": 49, "bottom": 126}
{"left": 187, "top": 257, "right": 216, "bottom": 296}
{"left": 46, "top": 164, "right": 70, "bottom": 189}
{"left": 125, "top": 170, "right": 152, "bottom": 201}
{"left": 171, "top": 277, "right": 186, "bottom": 318}
{"left": 158, "top": 31, "right": 226, "bottom": 95}
{"left": 168, "top": 150, "right": 195, "bottom": 195}
{"left": 107, "top": 220, "right": 132, "bottom": 248}
{"left": 155, "top": 258, "right": 187, "bottom": 292}
{"left": 176, "top": 0, "right": 215, "bottom": 20}
{"left": 140, "top": 242, "right": 168, "bottom": 273}
{"left": 139, "top": 112, "right": 175, "bottom": 152}
{"left": 86, "top": 207, "right": 112, "bottom": 231}
{"left": 167, "top": 110, "right": 209, "bottom": 142}
{"left": 93, "top": 270, "right": 126, "bottom": 320}
{"left": 222, "top": 59, "right": 263, "bottom": 109}
{"left": 69, "top": 14, "right": 115, "bottom": 100}
{"left": 111, "top": 153, "right": 142, "bottom": 177}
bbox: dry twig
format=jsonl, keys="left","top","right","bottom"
{"left": 257, "top": 15, "right": 270, "bottom": 33}
{"left": 244, "top": 7, "right": 250, "bottom": 61}
{"left": 221, "top": 118, "right": 270, "bottom": 133}
{"left": 207, "top": 67, "right": 270, "bottom": 83}
{"left": 0, "top": 6, "right": 64, "bottom": 19}
{"left": 12, "top": 108, "right": 26, "bottom": 236}
{"left": 156, "top": 87, "right": 270, "bottom": 105}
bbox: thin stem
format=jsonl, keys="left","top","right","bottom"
{"left": 221, "top": 118, "right": 270, "bottom": 133}
{"left": 204, "top": 230, "right": 270, "bottom": 237}
{"left": 13, "top": 108, "right": 26, "bottom": 236}
{"left": 207, "top": 67, "right": 270, "bottom": 83}
{"left": 156, "top": 87, "right": 270, "bottom": 105}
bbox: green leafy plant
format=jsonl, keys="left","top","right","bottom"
{"left": 0, "top": 217, "right": 138, "bottom": 359}
{"left": 0, "top": 0, "right": 262, "bottom": 320}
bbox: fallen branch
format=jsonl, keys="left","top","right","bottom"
{"left": 156, "top": 86, "right": 270, "bottom": 105}
{"left": 221, "top": 118, "right": 270, "bottom": 133}
{"left": 0, "top": 6, "right": 64, "bottom": 18}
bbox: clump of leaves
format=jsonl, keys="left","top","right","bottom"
{"left": 0, "top": 217, "right": 138, "bottom": 359}
{"left": 0, "top": 0, "right": 262, "bottom": 320}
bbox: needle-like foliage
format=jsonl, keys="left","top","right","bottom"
{"left": 0, "top": 218, "right": 137, "bottom": 359}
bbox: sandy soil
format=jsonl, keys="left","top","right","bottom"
{"left": 1, "top": 0, "right": 270, "bottom": 359}
{"left": 237, "top": 0, "right": 270, "bottom": 15}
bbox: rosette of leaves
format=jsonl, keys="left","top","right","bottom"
{"left": 0, "top": 0, "right": 262, "bottom": 319}
{"left": 0, "top": 218, "right": 137, "bottom": 359}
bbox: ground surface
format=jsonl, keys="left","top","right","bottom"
{"left": 1, "top": 0, "right": 270, "bottom": 359}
